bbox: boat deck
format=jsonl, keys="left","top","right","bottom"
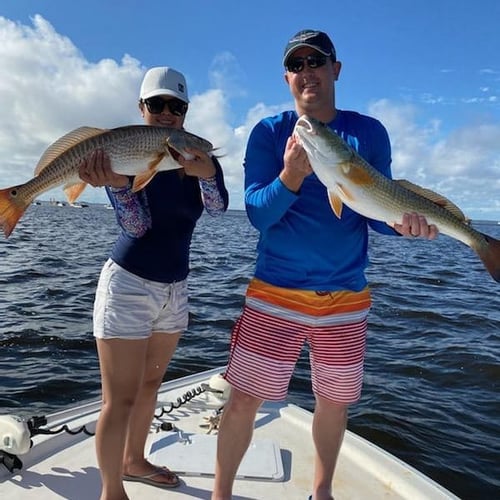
{"left": 0, "top": 369, "right": 459, "bottom": 499}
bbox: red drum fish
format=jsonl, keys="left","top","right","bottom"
{"left": 0, "top": 125, "right": 215, "bottom": 237}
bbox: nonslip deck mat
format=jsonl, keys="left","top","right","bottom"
{"left": 148, "top": 431, "right": 284, "bottom": 481}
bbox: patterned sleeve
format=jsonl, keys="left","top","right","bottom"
{"left": 198, "top": 175, "right": 226, "bottom": 216}
{"left": 107, "top": 181, "right": 152, "bottom": 237}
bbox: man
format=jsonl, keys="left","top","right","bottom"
{"left": 212, "top": 30, "right": 436, "bottom": 500}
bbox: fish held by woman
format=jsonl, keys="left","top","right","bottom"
{"left": 293, "top": 115, "right": 500, "bottom": 283}
{"left": 0, "top": 125, "right": 216, "bottom": 238}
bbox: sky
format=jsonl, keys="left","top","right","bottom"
{"left": 0, "top": 0, "right": 499, "bottom": 220}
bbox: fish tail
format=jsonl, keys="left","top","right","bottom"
{"left": 0, "top": 186, "right": 30, "bottom": 238}
{"left": 475, "top": 233, "right": 500, "bottom": 283}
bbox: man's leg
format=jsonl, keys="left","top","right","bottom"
{"left": 311, "top": 396, "right": 347, "bottom": 500}
{"left": 212, "top": 388, "right": 263, "bottom": 500}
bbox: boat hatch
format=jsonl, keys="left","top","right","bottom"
{"left": 149, "top": 432, "right": 284, "bottom": 481}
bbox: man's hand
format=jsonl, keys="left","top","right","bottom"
{"left": 393, "top": 212, "right": 439, "bottom": 239}
{"left": 279, "top": 135, "right": 313, "bottom": 192}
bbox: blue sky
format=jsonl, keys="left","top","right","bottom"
{"left": 1, "top": 1, "right": 499, "bottom": 219}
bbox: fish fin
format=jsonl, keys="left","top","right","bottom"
{"left": 342, "top": 160, "right": 374, "bottom": 185}
{"left": 131, "top": 153, "right": 167, "bottom": 192}
{"left": 132, "top": 171, "right": 156, "bottom": 192}
{"left": 0, "top": 186, "right": 31, "bottom": 238}
{"left": 35, "top": 126, "right": 108, "bottom": 175}
{"left": 396, "top": 179, "right": 468, "bottom": 222}
{"left": 328, "top": 190, "right": 344, "bottom": 218}
{"left": 64, "top": 182, "right": 88, "bottom": 204}
{"left": 209, "top": 147, "right": 223, "bottom": 159}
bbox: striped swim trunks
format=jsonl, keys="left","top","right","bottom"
{"left": 224, "top": 278, "right": 372, "bottom": 404}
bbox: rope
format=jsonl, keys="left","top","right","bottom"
{"left": 153, "top": 384, "right": 207, "bottom": 419}
{"left": 28, "top": 383, "right": 209, "bottom": 438}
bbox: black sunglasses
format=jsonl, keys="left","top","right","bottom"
{"left": 143, "top": 96, "right": 188, "bottom": 116}
{"left": 286, "top": 54, "right": 329, "bottom": 74}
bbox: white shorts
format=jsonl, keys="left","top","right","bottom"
{"left": 93, "top": 259, "right": 189, "bottom": 340}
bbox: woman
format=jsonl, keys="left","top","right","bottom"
{"left": 79, "top": 66, "right": 229, "bottom": 500}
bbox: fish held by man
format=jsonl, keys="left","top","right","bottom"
{"left": 293, "top": 115, "right": 500, "bottom": 283}
{"left": 0, "top": 125, "right": 216, "bottom": 238}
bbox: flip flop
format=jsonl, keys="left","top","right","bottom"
{"left": 123, "top": 468, "right": 180, "bottom": 489}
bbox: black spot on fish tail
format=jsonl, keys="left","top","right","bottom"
{"left": 476, "top": 232, "right": 500, "bottom": 283}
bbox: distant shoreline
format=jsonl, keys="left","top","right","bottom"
{"left": 32, "top": 199, "right": 247, "bottom": 213}
{"left": 31, "top": 200, "right": 499, "bottom": 225}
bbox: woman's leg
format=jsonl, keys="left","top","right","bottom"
{"left": 95, "top": 337, "right": 149, "bottom": 500}
{"left": 122, "top": 331, "right": 181, "bottom": 484}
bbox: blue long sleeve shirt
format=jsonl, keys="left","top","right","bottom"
{"left": 244, "top": 110, "right": 397, "bottom": 292}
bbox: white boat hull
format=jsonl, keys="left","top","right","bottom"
{"left": 0, "top": 367, "right": 459, "bottom": 499}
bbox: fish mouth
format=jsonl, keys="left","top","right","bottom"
{"left": 294, "top": 115, "right": 333, "bottom": 164}
{"left": 296, "top": 115, "right": 314, "bottom": 132}
{"left": 167, "top": 145, "right": 197, "bottom": 162}
{"left": 294, "top": 115, "right": 316, "bottom": 147}
{"left": 167, "top": 145, "right": 183, "bottom": 162}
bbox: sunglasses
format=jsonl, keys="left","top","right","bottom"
{"left": 286, "top": 54, "right": 328, "bottom": 74}
{"left": 143, "top": 96, "right": 188, "bottom": 116}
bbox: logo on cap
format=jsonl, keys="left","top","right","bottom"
{"left": 291, "top": 30, "right": 320, "bottom": 42}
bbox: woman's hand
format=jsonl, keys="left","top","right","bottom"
{"left": 177, "top": 148, "right": 216, "bottom": 179}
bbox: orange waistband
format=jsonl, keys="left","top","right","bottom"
{"left": 246, "top": 278, "right": 371, "bottom": 316}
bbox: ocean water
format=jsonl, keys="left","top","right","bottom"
{"left": 0, "top": 204, "right": 499, "bottom": 499}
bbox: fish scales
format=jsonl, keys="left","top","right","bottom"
{"left": 340, "top": 160, "right": 483, "bottom": 248}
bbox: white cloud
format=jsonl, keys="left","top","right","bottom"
{"left": 208, "top": 51, "right": 247, "bottom": 100}
{"left": 0, "top": 16, "right": 249, "bottom": 208}
{"left": 0, "top": 14, "right": 289, "bottom": 211}
{"left": 368, "top": 99, "right": 500, "bottom": 219}
{"left": 0, "top": 15, "right": 143, "bottom": 192}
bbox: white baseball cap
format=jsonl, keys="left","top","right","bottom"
{"left": 139, "top": 67, "right": 189, "bottom": 103}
